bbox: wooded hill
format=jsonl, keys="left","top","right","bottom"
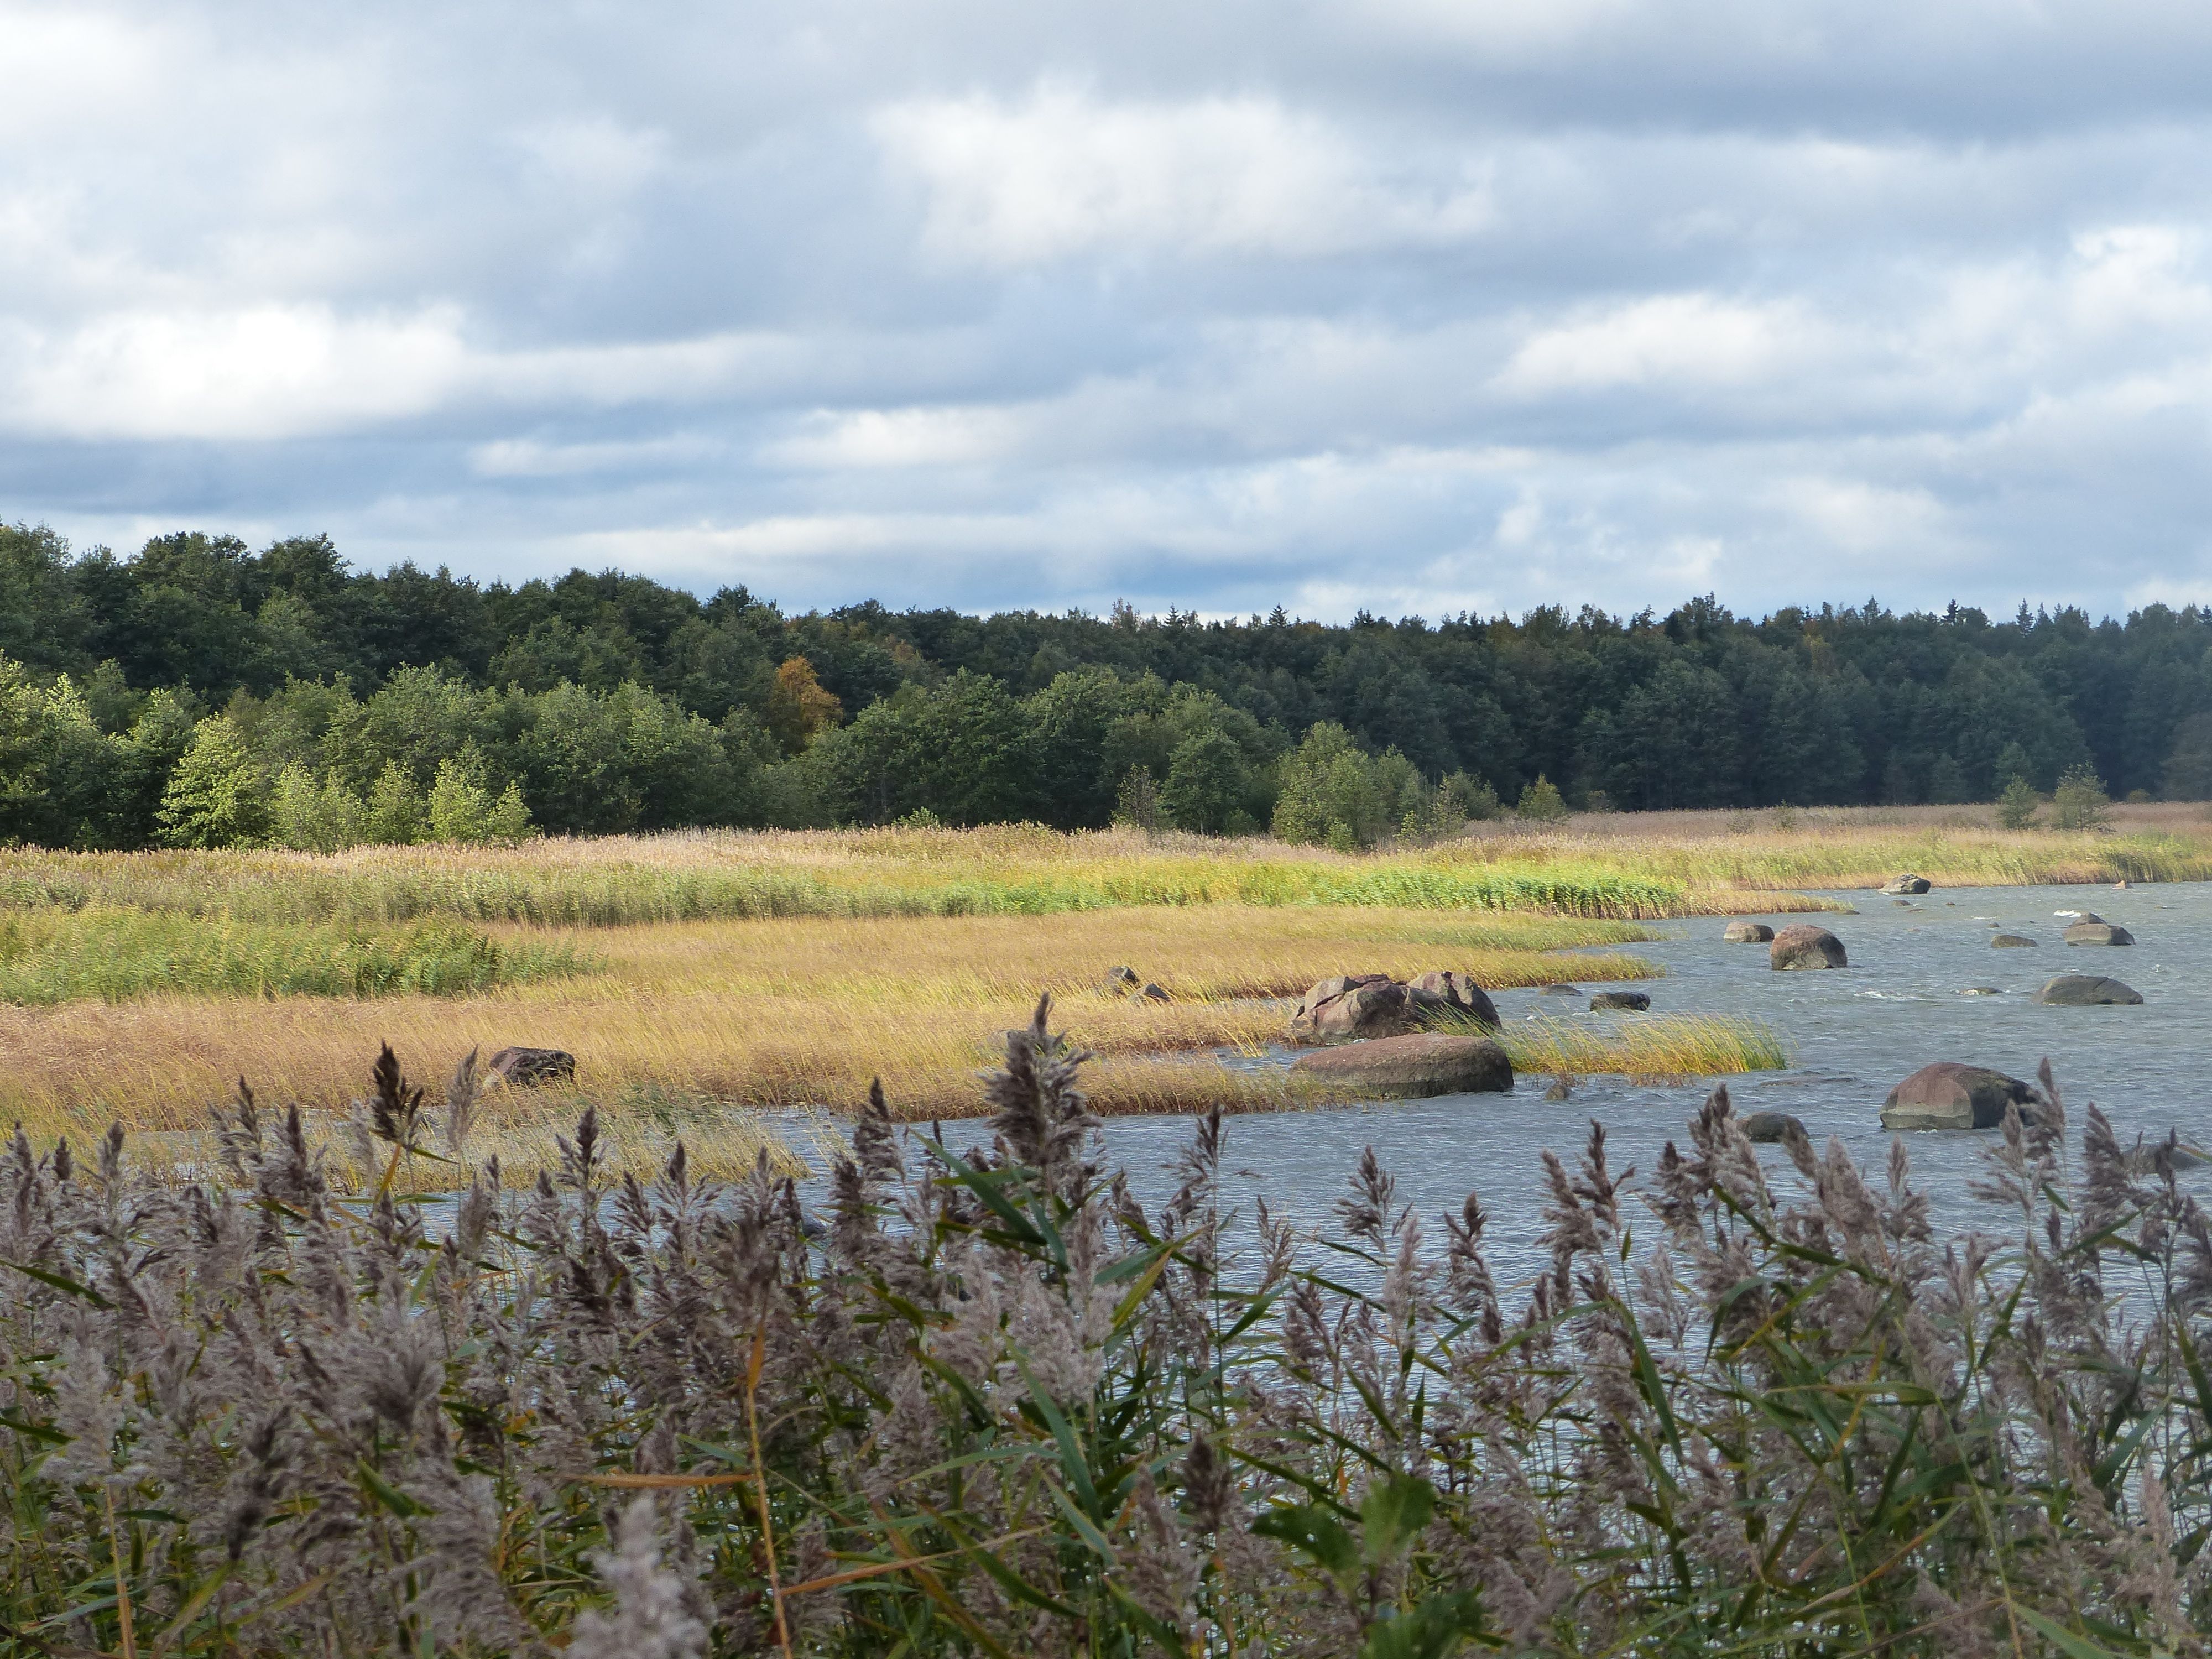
{"left": 7, "top": 520, "right": 2212, "bottom": 849}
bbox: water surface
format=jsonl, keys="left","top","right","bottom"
{"left": 810, "top": 880, "right": 2208, "bottom": 1295}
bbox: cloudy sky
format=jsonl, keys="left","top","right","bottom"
{"left": 7, "top": 0, "right": 2212, "bottom": 622}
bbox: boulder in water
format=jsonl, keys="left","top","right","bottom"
{"left": 1990, "top": 933, "right": 2037, "bottom": 948}
{"left": 1291, "top": 1034, "right": 1513, "bottom": 1099}
{"left": 1770, "top": 925, "right": 1848, "bottom": 971}
{"left": 1741, "top": 1110, "right": 1804, "bottom": 1144}
{"left": 1723, "top": 921, "right": 1775, "bottom": 943}
{"left": 2035, "top": 975, "right": 2143, "bottom": 1006}
{"left": 1538, "top": 983, "right": 1581, "bottom": 997}
{"left": 1589, "top": 990, "right": 1651, "bottom": 1011}
{"left": 1881, "top": 1062, "right": 2041, "bottom": 1130}
{"left": 1291, "top": 972, "right": 1498, "bottom": 1044}
{"left": 1881, "top": 873, "right": 1932, "bottom": 894}
{"left": 2064, "top": 920, "right": 2135, "bottom": 946}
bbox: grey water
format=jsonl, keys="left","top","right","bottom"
{"left": 780, "top": 881, "right": 2210, "bottom": 1297}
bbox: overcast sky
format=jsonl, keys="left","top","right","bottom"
{"left": 7, "top": 1, "right": 2212, "bottom": 623}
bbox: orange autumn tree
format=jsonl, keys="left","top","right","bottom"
{"left": 766, "top": 654, "right": 843, "bottom": 752}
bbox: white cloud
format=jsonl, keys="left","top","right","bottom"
{"left": 873, "top": 84, "right": 1491, "bottom": 265}
{"left": 1494, "top": 294, "right": 1818, "bottom": 395}
{"left": 0, "top": 304, "right": 469, "bottom": 440}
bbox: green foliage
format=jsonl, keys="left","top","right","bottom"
{"left": 1997, "top": 772, "right": 2042, "bottom": 829}
{"left": 12, "top": 519, "right": 2212, "bottom": 847}
{"left": 1273, "top": 723, "right": 1413, "bottom": 848}
{"left": 1113, "top": 763, "right": 1162, "bottom": 831}
{"left": 425, "top": 754, "right": 533, "bottom": 845}
{"left": 154, "top": 715, "right": 267, "bottom": 847}
{"left": 0, "top": 908, "right": 591, "bottom": 1001}
{"left": 2050, "top": 763, "right": 2111, "bottom": 831}
{"left": 1515, "top": 773, "right": 1568, "bottom": 821}
{"left": 1161, "top": 728, "right": 1251, "bottom": 833}
{"left": 364, "top": 759, "right": 425, "bottom": 844}
{"left": 269, "top": 762, "right": 368, "bottom": 852}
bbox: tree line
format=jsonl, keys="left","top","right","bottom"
{"left": 7, "top": 520, "right": 2212, "bottom": 851}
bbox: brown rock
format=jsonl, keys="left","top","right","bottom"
{"left": 1741, "top": 1110, "right": 1804, "bottom": 1144}
{"left": 1291, "top": 972, "right": 1499, "bottom": 1043}
{"left": 1990, "top": 933, "right": 2037, "bottom": 948}
{"left": 1590, "top": 990, "right": 1651, "bottom": 1011}
{"left": 1723, "top": 921, "right": 1774, "bottom": 943}
{"left": 1291, "top": 1034, "right": 1513, "bottom": 1099}
{"left": 1881, "top": 1062, "right": 2041, "bottom": 1131}
{"left": 1770, "top": 925, "right": 1848, "bottom": 971}
{"left": 1881, "top": 873, "right": 1932, "bottom": 894}
{"left": 1404, "top": 970, "right": 1501, "bottom": 1030}
{"left": 486, "top": 1046, "right": 577, "bottom": 1087}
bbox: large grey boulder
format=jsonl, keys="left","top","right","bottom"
{"left": 1881, "top": 1062, "right": 2041, "bottom": 1130}
{"left": 1991, "top": 933, "right": 2038, "bottom": 948}
{"left": 1881, "top": 873, "right": 1932, "bottom": 894}
{"left": 1723, "top": 921, "right": 1774, "bottom": 943}
{"left": 1770, "top": 925, "right": 1848, "bottom": 971}
{"left": 1290, "top": 972, "right": 1499, "bottom": 1044}
{"left": 2035, "top": 975, "right": 2143, "bottom": 1006}
{"left": 1291, "top": 1034, "right": 1513, "bottom": 1099}
{"left": 2064, "top": 920, "right": 2135, "bottom": 946}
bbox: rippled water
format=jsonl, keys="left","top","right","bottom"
{"left": 786, "top": 880, "right": 2209, "bottom": 1294}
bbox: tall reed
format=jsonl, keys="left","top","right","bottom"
{"left": 0, "top": 1018, "right": 2203, "bottom": 1655}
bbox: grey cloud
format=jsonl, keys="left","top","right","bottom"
{"left": 6, "top": 0, "right": 2212, "bottom": 622}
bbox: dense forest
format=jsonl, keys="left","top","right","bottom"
{"left": 7, "top": 520, "right": 2212, "bottom": 850}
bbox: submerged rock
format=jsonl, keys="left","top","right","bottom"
{"left": 1770, "top": 925, "right": 1848, "bottom": 971}
{"left": 1538, "top": 983, "right": 1582, "bottom": 997}
{"left": 1881, "top": 1061, "right": 2042, "bottom": 1130}
{"left": 1958, "top": 987, "right": 2003, "bottom": 996}
{"left": 1881, "top": 873, "right": 1933, "bottom": 894}
{"left": 1589, "top": 990, "right": 1651, "bottom": 1011}
{"left": 487, "top": 1046, "right": 577, "bottom": 1087}
{"left": 1741, "top": 1110, "right": 1804, "bottom": 1144}
{"left": 1290, "top": 1033, "right": 1514, "bottom": 1099}
{"left": 2036, "top": 974, "right": 2143, "bottom": 1006}
{"left": 2064, "top": 920, "right": 2135, "bottom": 946}
{"left": 1991, "top": 933, "right": 2038, "bottom": 948}
{"left": 1723, "top": 921, "right": 1775, "bottom": 943}
{"left": 2124, "top": 1131, "right": 2212, "bottom": 1175}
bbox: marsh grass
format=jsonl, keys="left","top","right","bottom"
{"left": 0, "top": 906, "right": 596, "bottom": 1004}
{"left": 0, "top": 906, "right": 1660, "bottom": 1144}
{"left": 1492, "top": 1012, "right": 1790, "bottom": 1079}
{"left": 0, "top": 1019, "right": 2206, "bottom": 1656}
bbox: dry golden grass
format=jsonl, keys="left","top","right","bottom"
{"left": 1, "top": 905, "right": 1663, "bottom": 1177}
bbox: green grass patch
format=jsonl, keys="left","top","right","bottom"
{"left": 0, "top": 908, "right": 596, "bottom": 1004}
{"left": 1491, "top": 1013, "right": 1789, "bottom": 1077}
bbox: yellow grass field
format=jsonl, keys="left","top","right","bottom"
{"left": 4, "top": 805, "right": 2202, "bottom": 1183}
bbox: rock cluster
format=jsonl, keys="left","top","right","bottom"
{"left": 1881, "top": 873, "right": 1932, "bottom": 894}
{"left": 1288, "top": 972, "right": 1499, "bottom": 1045}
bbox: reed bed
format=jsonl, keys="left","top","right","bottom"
{"left": 0, "top": 907, "right": 594, "bottom": 1004}
{"left": 7, "top": 812, "right": 2201, "bottom": 945}
{"left": 0, "top": 907, "right": 1660, "bottom": 1155}
{"left": 1494, "top": 1012, "right": 1789, "bottom": 1079}
{"left": 1, "top": 1018, "right": 2205, "bottom": 1656}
